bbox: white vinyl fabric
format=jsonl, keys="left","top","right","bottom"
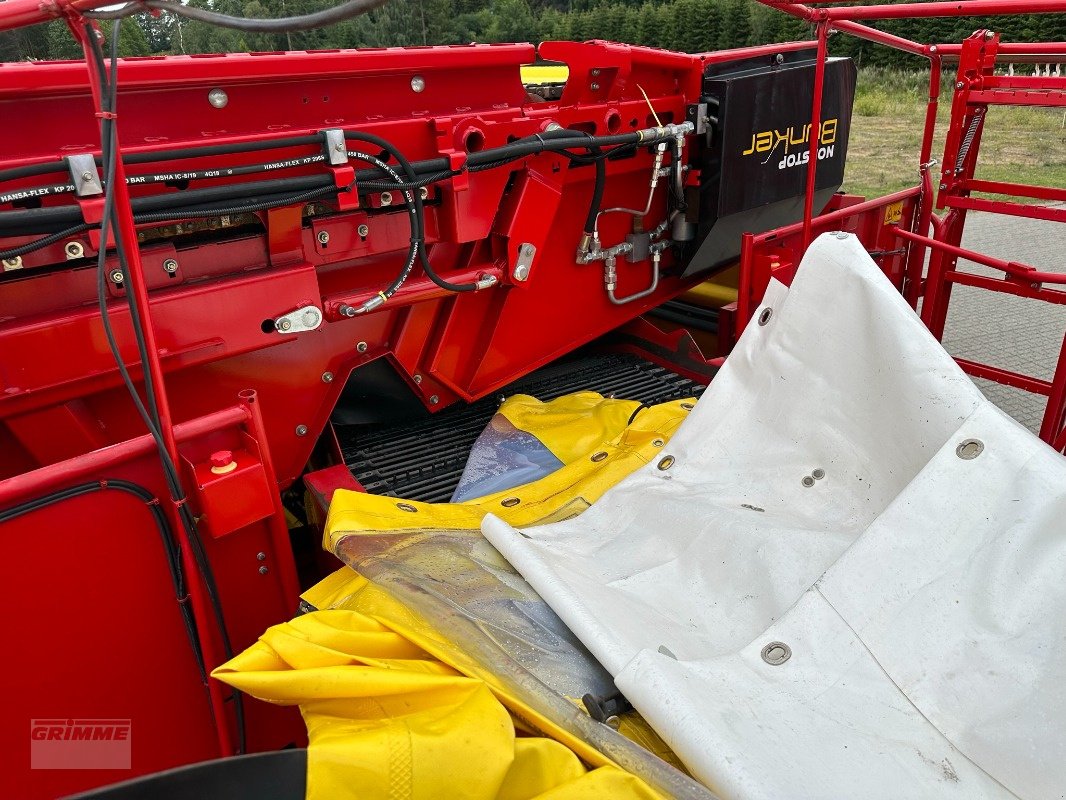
{"left": 481, "top": 233, "right": 1066, "bottom": 800}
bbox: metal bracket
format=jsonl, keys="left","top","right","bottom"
{"left": 274, "top": 305, "right": 323, "bottom": 334}
{"left": 322, "top": 129, "right": 348, "bottom": 166}
{"left": 66, "top": 154, "right": 103, "bottom": 198}
{"left": 513, "top": 242, "right": 535, "bottom": 281}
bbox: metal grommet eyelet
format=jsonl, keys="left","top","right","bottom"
{"left": 680, "top": 402, "right": 694, "bottom": 410}
{"left": 812, "top": 468, "right": 825, "bottom": 480}
{"left": 657, "top": 455, "right": 675, "bottom": 471}
{"left": 758, "top": 308, "right": 773, "bottom": 326}
{"left": 956, "top": 439, "right": 984, "bottom": 460}
{"left": 801, "top": 476, "right": 815, "bottom": 487}
{"left": 396, "top": 502, "right": 417, "bottom": 513}
{"left": 761, "top": 641, "right": 791, "bottom": 665}
{"left": 591, "top": 451, "right": 608, "bottom": 462}
{"left": 501, "top": 497, "right": 521, "bottom": 507}
{"left": 651, "top": 438, "right": 664, "bottom": 447}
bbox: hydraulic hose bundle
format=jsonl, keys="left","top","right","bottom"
{"left": 0, "top": 121, "right": 692, "bottom": 308}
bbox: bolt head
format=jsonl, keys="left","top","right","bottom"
{"left": 321, "top": 371, "right": 334, "bottom": 383}
{"left": 514, "top": 265, "right": 529, "bottom": 281}
{"left": 81, "top": 170, "right": 94, "bottom": 182}
{"left": 335, "top": 142, "right": 345, "bottom": 152}
{"left": 429, "top": 395, "right": 439, "bottom": 404}
{"left": 259, "top": 565, "right": 269, "bottom": 575}
{"left": 956, "top": 81, "right": 965, "bottom": 89}
{"left": 413, "top": 374, "right": 423, "bottom": 384}
{"left": 357, "top": 224, "right": 370, "bottom": 237}
{"left": 208, "top": 88, "right": 228, "bottom": 109}
{"left": 410, "top": 75, "right": 425, "bottom": 93}
{"left": 591, "top": 68, "right": 601, "bottom": 76}
{"left": 356, "top": 341, "right": 368, "bottom": 353}
{"left": 590, "top": 82, "right": 600, "bottom": 91}
{"left": 317, "top": 230, "right": 330, "bottom": 245}
{"left": 162, "top": 258, "right": 178, "bottom": 273}
{"left": 278, "top": 319, "right": 292, "bottom": 332}
{"left": 295, "top": 424, "right": 308, "bottom": 436}
{"left": 109, "top": 269, "right": 124, "bottom": 284}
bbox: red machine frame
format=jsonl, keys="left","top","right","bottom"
{"left": 0, "top": 1, "right": 1062, "bottom": 798}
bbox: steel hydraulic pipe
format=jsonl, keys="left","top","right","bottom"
{"left": 326, "top": 265, "right": 504, "bottom": 320}
{"left": 893, "top": 226, "right": 1066, "bottom": 286}
{"left": 802, "top": 22, "right": 829, "bottom": 250}
{"left": 0, "top": 406, "right": 249, "bottom": 509}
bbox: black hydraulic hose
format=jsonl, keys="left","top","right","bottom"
{"left": 133, "top": 183, "right": 342, "bottom": 225}
{"left": 0, "top": 223, "right": 92, "bottom": 261}
{"left": 89, "top": 0, "right": 388, "bottom": 33}
{"left": 0, "top": 479, "right": 206, "bottom": 683}
{"left": 0, "top": 175, "right": 335, "bottom": 234}
{"left": 0, "top": 131, "right": 663, "bottom": 233}
{"left": 89, "top": 22, "right": 247, "bottom": 754}
{"left": 349, "top": 150, "right": 419, "bottom": 305}
{"left": 345, "top": 130, "right": 481, "bottom": 292}
{"left": 0, "top": 135, "right": 332, "bottom": 187}
{"left": 0, "top": 161, "right": 71, "bottom": 184}
{"left": 0, "top": 185, "right": 347, "bottom": 260}
{"left": 0, "top": 129, "right": 648, "bottom": 208}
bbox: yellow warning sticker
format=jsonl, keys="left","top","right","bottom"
{"left": 884, "top": 201, "right": 903, "bottom": 225}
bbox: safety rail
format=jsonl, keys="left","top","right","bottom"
{"left": 752, "top": 0, "right": 1066, "bottom": 452}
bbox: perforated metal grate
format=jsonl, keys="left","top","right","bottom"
{"left": 335, "top": 352, "right": 705, "bottom": 503}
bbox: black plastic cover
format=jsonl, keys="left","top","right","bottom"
{"left": 682, "top": 51, "right": 856, "bottom": 277}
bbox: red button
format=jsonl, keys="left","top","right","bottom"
{"left": 210, "top": 450, "right": 234, "bottom": 469}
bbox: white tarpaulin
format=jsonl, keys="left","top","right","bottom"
{"left": 481, "top": 233, "right": 1066, "bottom": 800}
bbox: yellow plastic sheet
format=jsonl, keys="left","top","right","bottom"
{"left": 213, "top": 608, "right": 661, "bottom": 800}
{"left": 325, "top": 396, "right": 693, "bottom": 552}
{"left": 213, "top": 393, "right": 700, "bottom": 799}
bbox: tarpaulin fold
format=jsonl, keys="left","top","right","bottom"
{"left": 482, "top": 233, "right": 1066, "bottom": 799}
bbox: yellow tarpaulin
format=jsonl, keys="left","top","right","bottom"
{"left": 213, "top": 605, "right": 661, "bottom": 800}
{"left": 324, "top": 394, "right": 693, "bottom": 551}
{"left": 214, "top": 392, "right": 698, "bottom": 799}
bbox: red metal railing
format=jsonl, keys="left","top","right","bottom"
{"left": 752, "top": 0, "right": 1066, "bottom": 452}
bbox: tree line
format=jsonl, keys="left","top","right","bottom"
{"left": 1, "top": 0, "right": 1063, "bottom": 69}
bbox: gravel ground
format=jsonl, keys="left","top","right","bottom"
{"left": 939, "top": 208, "right": 1066, "bottom": 433}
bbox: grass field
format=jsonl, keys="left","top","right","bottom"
{"left": 842, "top": 68, "right": 1066, "bottom": 201}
